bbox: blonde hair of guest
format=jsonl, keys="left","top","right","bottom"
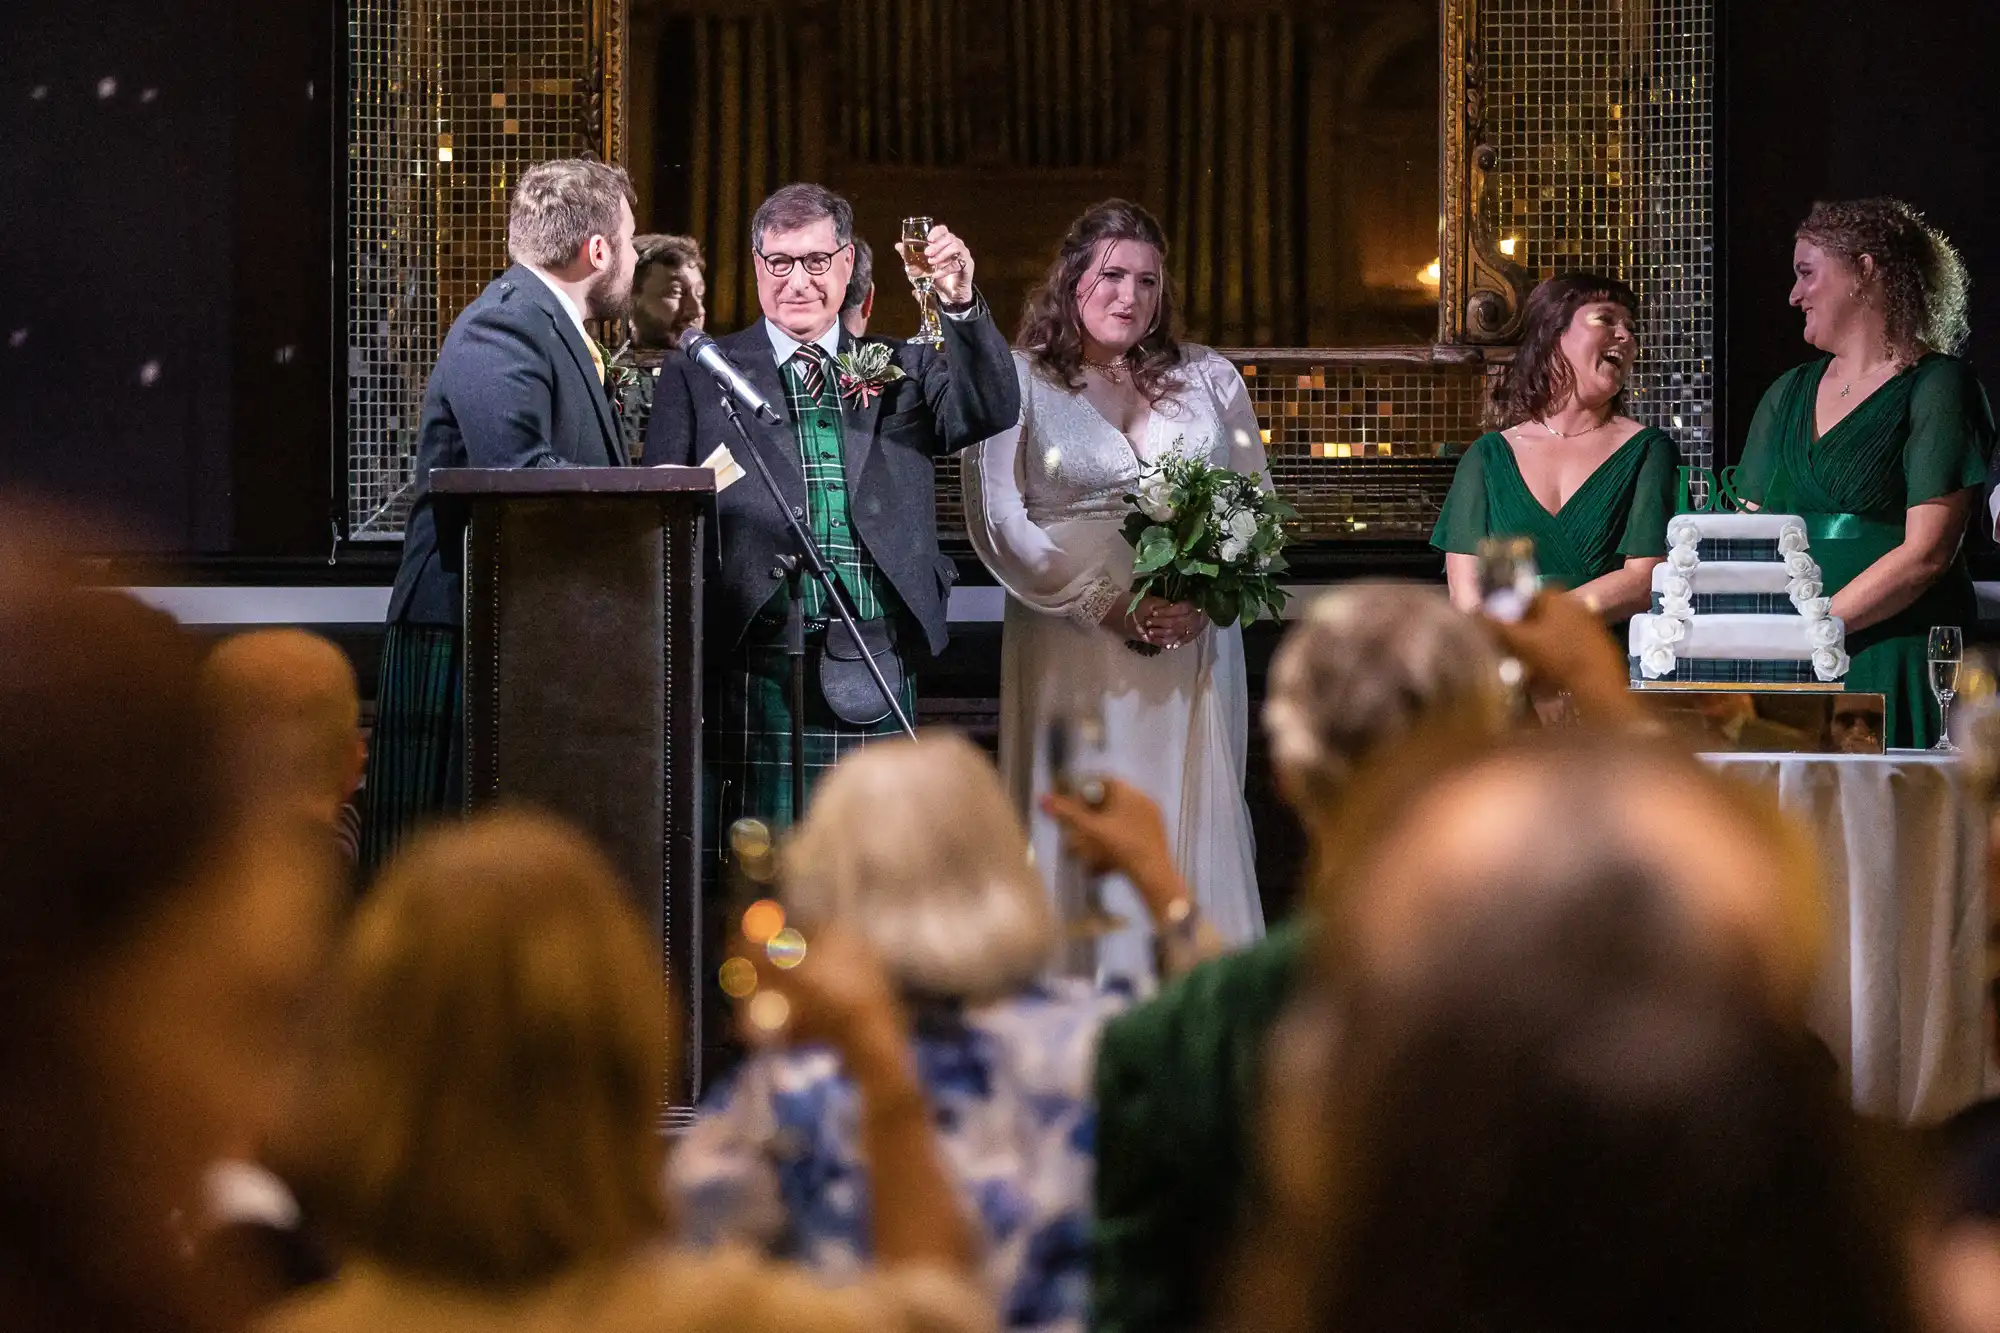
{"left": 292, "top": 810, "right": 669, "bottom": 1286}
{"left": 783, "top": 731, "right": 1056, "bottom": 1004}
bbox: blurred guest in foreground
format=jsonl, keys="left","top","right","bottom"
{"left": 1433, "top": 272, "right": 1678, "bottom": 622}
{"left": 273, "top": 810, "right": 992, "bottom": 1333}
{"left": 676, "top": 733, "right": 1216, "bottom": 1333}
{"left": 841, "top": 237, "right": 876, "bottom": 336}
{"left": 202, "top": 629, "right": 368, "bottom": 866}
{"left": 1232, "top": 844, "right": 1902, "bottom": 1333}
{"left": 0, "top": 561, "right": 340, "bottom": 1333}
{"left": 1735, "top": 197, "right": 1994, "bottom": 748}
{"left": 1085, "top": 583, "right": 1508, "bottom": 1333}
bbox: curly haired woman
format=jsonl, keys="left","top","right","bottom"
{"left": 1733, "top": 198, "right": 1996, "bottom": 747}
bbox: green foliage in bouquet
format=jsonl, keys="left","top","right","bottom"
{"left": 1120, "top": 450, "right": 1298, "bottom": 628}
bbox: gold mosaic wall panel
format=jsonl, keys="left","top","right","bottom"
{"left": 348, "top": 0, "right": 601, "bottom": 538}
{"left": 1482, "top": 0, "right": 1715, "bottom": 466}
{"left": 934, "top": 352, "right": 1491, "bottom": 552}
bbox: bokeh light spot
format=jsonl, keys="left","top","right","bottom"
{"left": 741, "top": 898, "right": 784, "bottom": 945}
{"left": 766, "top": 928, "right": 807, "bottom": 970}
{"left": 718, "top": 956, "right": 757, "bottom": 999}
{"left": 747, "top": 990, "right": 791, "bottom": 1033}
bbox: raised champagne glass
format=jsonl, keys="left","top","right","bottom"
{"left": 1930, "top": 624, "right": 1964, "bottom": 753}
{"left": 900, "top": 215, "right": 945, "bottom": 348}
{"left": 1046, "top": 705, "right": 1127, "bottom": 972}
{"left": 1476, "top": 536, "right": 1540, "bottom": 716}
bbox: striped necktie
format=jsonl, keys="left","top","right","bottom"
{"left": 790, "top": 345, "right": 829, "bottom": 405}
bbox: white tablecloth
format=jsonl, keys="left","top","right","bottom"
{"left": 1704, "top": 750, "right": 1990, "bottom": 1122}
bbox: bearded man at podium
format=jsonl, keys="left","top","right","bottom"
{"left": 361, "top": 158, "right": 639, "bottom": 872}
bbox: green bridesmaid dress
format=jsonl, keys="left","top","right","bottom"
{"left": 1734, "top": 355, "right": 1995, "bottom": 750}
{"left": 1431, "top": 426, "right": 1681, "bottom": 593}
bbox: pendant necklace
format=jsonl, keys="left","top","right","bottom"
{"left": 1534, "top": 415, "right": 1610, "bottom": 439}
{"left": 1084, "top": 355, "right": 1129, "bottom": 385}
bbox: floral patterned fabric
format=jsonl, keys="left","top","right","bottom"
{"left": 670, "top": 978, "right": 1135, "bottom": 1333}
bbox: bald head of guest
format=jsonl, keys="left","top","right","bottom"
{"left": 201, "top": 630, "right": 365, "bottom": 828}
{"left": 1321, "top": 727, "right": 1825, "bottom": 1014}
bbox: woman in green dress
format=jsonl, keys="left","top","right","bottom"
{"left": 1434, "top": 273, "right": 1680, "bottom": 621}
{"left": 1734, "top": 198, "right": 1994, "bottom": 749}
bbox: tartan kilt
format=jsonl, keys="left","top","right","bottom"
{"left": 704, "top": 626, "right": 915, "bottom": 840}
{"left": 360, "top": 623, "right": 463, "bottom": 875}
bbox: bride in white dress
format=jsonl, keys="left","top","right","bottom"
{"left": 964, "top": 200, "right": 1266, "bottom": 984}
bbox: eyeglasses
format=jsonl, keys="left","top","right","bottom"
{"left": 756, "top": 242, "right": 852, "bottom": 278}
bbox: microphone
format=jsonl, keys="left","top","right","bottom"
{"left": 679, "top": 328, "right": 782, "bottom": 425}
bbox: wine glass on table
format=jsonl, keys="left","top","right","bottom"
{"left": 900, "top": 215, "right": 945, "bottom": 348}
{"left": 1930, "top": 625, "right": 1964, "bottom": 753}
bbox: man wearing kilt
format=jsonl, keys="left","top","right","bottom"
{"left": 646, "top": 183, "right": 1018, "bottom": 844}
{"left": 362, "top": 159, "right": 638, "bottom": 873}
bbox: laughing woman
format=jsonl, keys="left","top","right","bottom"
{"left": 1434, "top": 273, "right": 1680, "bottom": 622}
{"left": 1733, "top": 199, "right": 1995, "bottom": 749}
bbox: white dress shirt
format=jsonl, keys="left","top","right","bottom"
{"left": 763, "top": 318, "right": 843, "bottom": 369}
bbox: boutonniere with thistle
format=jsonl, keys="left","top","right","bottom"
{"left": 594, "top": 337, "right": 647, "bottom": 400}
{"left": 832, "top": 343, "right": 907, "bottom": 407}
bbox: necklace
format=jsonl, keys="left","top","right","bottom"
{"left": 1083, "top": 355, "right": 1130, "bottom": 384}
{"left": 1532, "top": 414, "right": 1611, "bottom": 439}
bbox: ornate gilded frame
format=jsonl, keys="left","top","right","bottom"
{"left": 1437, "top": 0, "right": 1533, "bottom": 347}
{"left": 585, "top": 0, "right": 628, "bottom": 165}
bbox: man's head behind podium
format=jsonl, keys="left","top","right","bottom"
{"left": 508, "top": 158, "right": 639, "bottom": 322}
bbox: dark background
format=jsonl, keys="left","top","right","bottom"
{"left": 0, "top": 0, "right": 334, "bottom": 558}
{"left": 1720, "top": 0, "right": 1999, "bottom": 466}
{"left": 0, "top": 0, "right": 1991, "bottom": 558}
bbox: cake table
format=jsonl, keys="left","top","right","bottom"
{"left": 1703, "top": 749, "right": 1991, "bottom": 1122}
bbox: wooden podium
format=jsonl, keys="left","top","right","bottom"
{"left": 432, "top": 466, "right": 714, "bottom": 1121}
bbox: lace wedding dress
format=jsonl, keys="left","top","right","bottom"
{"left": 964, "top": 347, "right": 1267, "bottom": 984}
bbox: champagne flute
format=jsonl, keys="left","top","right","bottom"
{"left": 1045, "top": 707, "right": 1127, "bottom": 972}
{"left": 900, "top": 215, "right": 945, "bottom": 348}
{"left": 1930, "top": 625, "right": 1964, "bottom": 753}
{"left": 1476, "top": 536, "right": 1539, "bottom": 716}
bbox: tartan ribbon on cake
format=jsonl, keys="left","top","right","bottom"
{"left": 1652, "top": 592, "right": 1803, "bottom": 616}
{"left": 1627, "top": 657, "right": 1820, "bottom": 686}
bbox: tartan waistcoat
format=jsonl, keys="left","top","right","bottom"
{"left": 779, "top": 346, "right": 898, "bottom": 623}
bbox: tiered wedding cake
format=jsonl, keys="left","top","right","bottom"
{"left": 1628, "top": 512, "right": 1851, "bottom": 686}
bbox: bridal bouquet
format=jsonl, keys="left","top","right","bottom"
{"left": 1121, "top": 449, "right": 1296, "bottom": 633}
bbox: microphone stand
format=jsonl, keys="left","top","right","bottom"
{"left": 710, "top": 385, "right": 918, "bottom": 820}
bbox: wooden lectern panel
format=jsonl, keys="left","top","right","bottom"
{"left": 443, "top": 466, "right": 711, "bottom": 1123}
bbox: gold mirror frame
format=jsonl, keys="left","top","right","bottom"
{"left": 1438, "top": 0, "right": 1533, "bottom": 349}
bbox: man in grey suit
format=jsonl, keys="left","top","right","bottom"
{"left": 362, "top": 158, "right": 638, "bottom": 871}
{"left": 645, "top": 183, "right": 1019, "bottom": 840}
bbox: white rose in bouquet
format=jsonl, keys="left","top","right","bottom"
{"left": 1666, "top": 515, "right": 1704, "bottom": 548}
{"left": 1778, "top": 522, "right": 1810, "bottom": 555}
{"left": 1806, "top": 616, "right": 1844, "bottom": 649}
{"left": 1667, "top": 543, "right": 1701, "bottom": 573}
{"left": 1795, "top": 596, "right": 1832, "bottom": 621}
{"left": 1812, "top": 646, "right": 1851, "bottom": 681}
{"left": 1210, "top": 492, "right": 1234, "bottom": 521}
{"left": 1640, "top": 644, "right": 1679, "bottom": 679}
{"left": 1226, "top": 508, "right": 1260, "bottom": 543}
{"left": 1645, "top": 613, "right": 1688, "bottom": 647}
{"left": 1783, "top": 551, "right": 1818, "bottom": 578}
{"left": 1136, "top": 470, "right": 1177, "bottom": 522}
{"left": 1220, "top": 535, "right": 1250, "bottom": 563}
